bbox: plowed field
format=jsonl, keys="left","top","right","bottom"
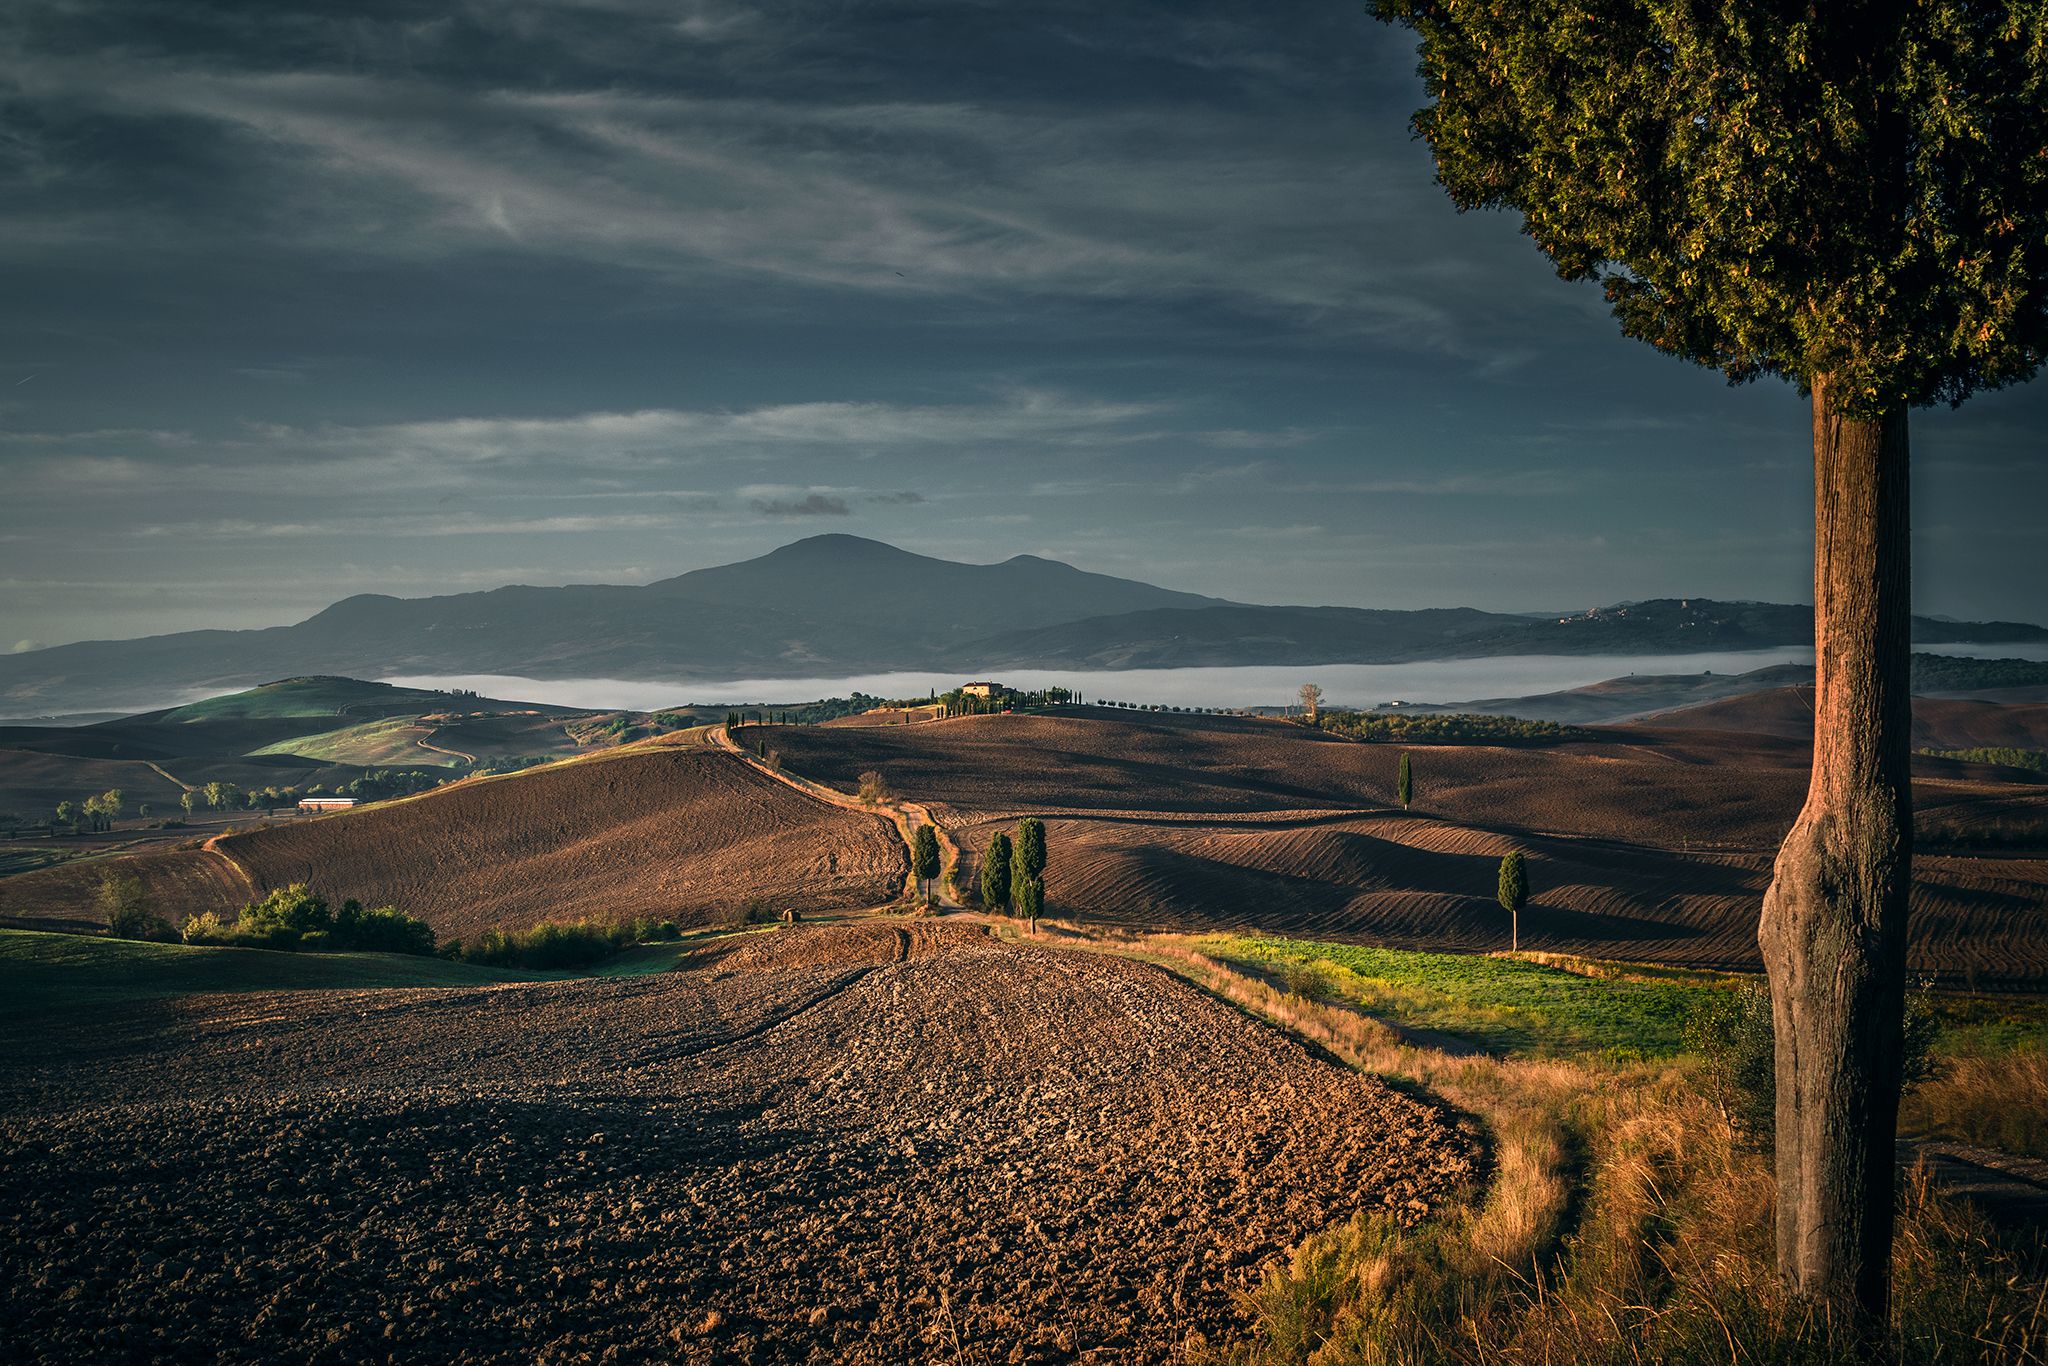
{"left": 2, "top": 748, "right": 905, "bottom": 940}
{"left": 769, "top": 712, "right": 2048, "bottom": 985}
{"left": 0, "top": 847, "right": 251, "bottom": 932}
{"left": 0, "top": 921, "right": 1473, "bottom": 1364}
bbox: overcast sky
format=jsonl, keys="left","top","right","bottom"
{"left": 2, "top": 0, "right": 2043, "bottom": 651}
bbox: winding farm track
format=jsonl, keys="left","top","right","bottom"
{"left": 714, "top": 725, "right": 963, "bottom": 908}
{"left": 0, "top": 921, "right": 1474, "bottom": 1364}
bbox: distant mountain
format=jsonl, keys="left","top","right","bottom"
{"left": 0, "top": 537, "right": 2040, "bottom": 714}
{"left": 0, "top": 536, "right": 1228, "bottom": 713}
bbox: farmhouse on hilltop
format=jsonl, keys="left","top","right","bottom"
{"left": 960, "top": 681, "right": 1007, "bottom": 699}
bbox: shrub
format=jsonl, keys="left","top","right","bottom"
{"left": 1282, "top": 960, "right": 1336, "bottom": 1004}
{"left": 857, "top": 770, "right": 892, "bottom": 804}
{"left": 454, "top": 916, "right": 677, "bottom": 969}
{"left": 96, "top": 872, "right": 175, "bottom": 942}
{"left": 332, "top": 899, "right": 437, "bottom": 955}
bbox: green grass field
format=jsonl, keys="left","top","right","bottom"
{"left": 1196, "top": 933, "right": 2048, "bottom": 1064}
{"left": 249, "top": 716, "right": 464, "bottom": 767}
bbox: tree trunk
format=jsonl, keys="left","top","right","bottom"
{"left": 1757, "top": 374, "right": 1912, "bottom": 1324}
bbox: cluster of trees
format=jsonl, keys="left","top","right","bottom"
{"left": 1316, "top": 710, "right": 1579, "bottom": 746}
{"left": 102, "top": 874, "right": 684, "bottom": 969}
{"left": 1090, "top": 699, "right": 1235, "bottom": 715}
{"left": 932, "top": 686, "right": 1075, "bottom": 717}
{"left": 1917, "top": 746, "right": 2048, "bottom": 775}
{"left": 175, "top": 884, "right": 437, "bottom": 956}
{"left": 977, "top": 817, "right": 1048, "bottom": 927}
{"left": 54, "top": 788, "right": 126, "bottom": 832}
{"left": 457, "top": 916, "right": 681, "bottom": 969}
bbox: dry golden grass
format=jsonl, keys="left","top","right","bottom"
{"left": 1109, "top": 935, "right": 2048, "bottom": 1365}
{"left": 1903, "top": 1049, "right": 2048, "bottom": 1161}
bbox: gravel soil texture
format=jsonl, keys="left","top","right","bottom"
{"left": 0, "top": 921, "right": 1474, "bottom": 1364}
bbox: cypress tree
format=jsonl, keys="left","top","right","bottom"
{"left": 1497, "top": 852, "right": 1528, "bottom": 953}
{"left": 1397, "top": 752, "right": 1412, "bottom": 810}
{"left": 979, "top": 832, "right": 1012, "bottom": 913}
{"left": 1012, "top": 817, "right": 1048, "bottom": 929}
{"left": 1372, "top": 0, "right": 2048, "bottom": 1317}
{"left": 911, "top": 826, "right": 940, "bottom": 907}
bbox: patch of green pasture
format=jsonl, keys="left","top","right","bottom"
{"left": 1197, "top": 934, "right": 1724, "bottom": 1060}
{"left": 248, "top": 716, "right": 463, "bottom": 768}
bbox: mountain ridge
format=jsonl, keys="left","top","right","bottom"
{"left": 2, "top": 535, "right": 2040, "bottom": 714}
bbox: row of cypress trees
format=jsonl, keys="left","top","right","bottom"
{"left": 977, "top": 816, "right": 1047, "bottom": 925}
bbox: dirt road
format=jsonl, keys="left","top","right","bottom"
{"left": 716, "top": 725, "right": 964, "bottom": 908}
{"left": 0, "top": 922, "right": 1473, "bottom": 1363}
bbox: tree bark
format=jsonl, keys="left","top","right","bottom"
{"left": 1757, "top": 374, "right": 1912, "bottom": 1324}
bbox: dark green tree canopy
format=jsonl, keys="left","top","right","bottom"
{"left": 1376, "top": 0, "right": 2048, "bottom": 413}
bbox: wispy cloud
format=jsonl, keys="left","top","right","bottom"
{"left": 752, "top": 493, "right": 849, "bottom": 517}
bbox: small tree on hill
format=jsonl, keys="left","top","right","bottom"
{"left": 1497, "top": 851, "right": 1528, "bottom": 953}
{"left": 1299, "top": 682, "right": 1323, "bottom": 724}
{"left": 1396, "top": 752, "right": 1413, "bottom": 810}
{"left": 857, "top": 770, "right": 891, "bottom": 805}
{"left": 980, "top": 832, "right": 1012, "bottom": 914}
{"left": 1012, "top": 817, "right": 1047, "bottom": 929}
{"left": 96, "top": 871, "right": 169, "bottom": 941}
{"left": 911, "top": 825, "right": 940, "bottom": 907}
{"left": 180, "top": 791, "right": 196, "bottom": 816}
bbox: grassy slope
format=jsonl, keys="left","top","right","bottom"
{"left": 249, "top": 716, "right": 463, "bottom": 768}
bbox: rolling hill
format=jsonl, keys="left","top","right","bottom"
{"left": 760, "top": 709, "right": 2048, "bottom": 984}
{"left": 0, "top": 744, "right": 907, "bottom": 939}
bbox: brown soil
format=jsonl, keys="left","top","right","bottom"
{"left": 0, "top": 846, "right": 252, "bottom": 932}
{"left": 0, "top": 921, "right": 1474, "bottom": 1364}
{"left": 1, "top": 748, "right": 905, "bottom": 940}
{"left": 0, "top": 747, "right": 189, "bottom": 818}
{"left": 1642, "top": 685, "right": 2048, "bottom": 752}
{"left": 770, "top": 712, "right": 2048, "bottom": 985}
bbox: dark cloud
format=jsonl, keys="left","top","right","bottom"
{"left": 753, "top": 493, "right": 850, "bottom": 518}
{"left": 0, "top": 0, "right": 2039, "bottom": 646}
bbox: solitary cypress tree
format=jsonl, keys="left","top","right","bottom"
{"left": 1396, "top": 752, "right": 1413, "bottom": 810}
{"left": 911, "top": 826, "right": 940, "bottom": 907}
{"left": 1372, "top": 0, "right": 2048, "bottom": 1318}
{"left": 1012, "top": 816, "right": 1047, "bottom": 916}
{"left": 1497, "top": 852, "right": 1528, "bottom": 952}
{"left": 979, "top": 832, "right": 1012, "bottom": 913}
